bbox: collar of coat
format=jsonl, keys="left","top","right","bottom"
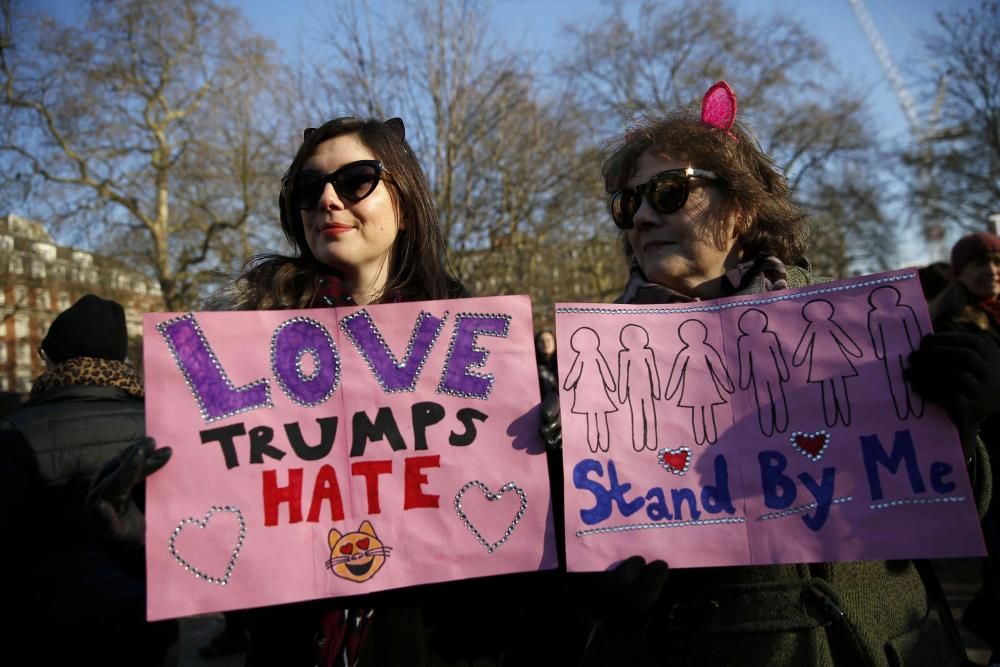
{"left": 29, "top": 357, "right": 144, "bottom": 402}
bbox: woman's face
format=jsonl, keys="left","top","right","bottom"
{"left": 624, "top": 149, "right": 740, "bottom": 298}
{"left": 957, "top": 253, "right": 1000, "bottom": 299}
{"left": 300, "top": 134, "right": 402, "bottom": 284}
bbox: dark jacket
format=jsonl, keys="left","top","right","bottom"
{"left": 1, "top": 373, "right": 146, "bottom": 572}
{"left": 577, "top": 265, "right": 987, "bottom": 667}
{"left": 0, "top": 360, "right": 175, "bottom": 664}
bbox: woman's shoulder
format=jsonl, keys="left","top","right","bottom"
{"left": 784, "top": 260, "right": 830, "bottom": 288}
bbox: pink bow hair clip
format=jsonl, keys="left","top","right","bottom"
{"left": 701, "top": 81, "right": 738, "bottom": 141}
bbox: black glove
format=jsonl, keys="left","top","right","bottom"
{"left": 573, "top": 555, "right": 670, "bottom": 620}
{"left": 87, "top": 436, "right": 172, "bottom": 546}
{"left": 907, "top": 331, "right": 1000, "bottom": 455}
{"left": 540, "top": 391, "right": 562, "bottom": 451}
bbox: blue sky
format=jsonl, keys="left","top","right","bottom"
{"left": 31, "top": 0, "right": 971, "bottom": 150}
{"left": 30, "top": 0, "right": 979, "bottom": 264}
{"left": 233, "top": 0, "right": 978, "bottom": 265}
{"left": 225, "top": 0, "right": 973, "bottom": 143}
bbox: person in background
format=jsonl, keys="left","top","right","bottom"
{"left": 929, "top": 231, "right": 1000, "bottom": 658}
{"left": 0, "top": 294, "right": 176, "bottom": 665}
{"left": 556, "top": 81, "right": 1000, "bottom": 666}
{"left": 535, "top": 328, "right": 559, "bottom": 396}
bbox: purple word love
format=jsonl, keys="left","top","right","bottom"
{"left": 158, "top": 310, "right": 511, "bottom": 424}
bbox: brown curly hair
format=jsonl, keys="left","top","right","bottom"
{"left": 602, "top": 110, "right": 809, "bottom": 265}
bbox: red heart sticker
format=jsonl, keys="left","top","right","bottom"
{"left": 658, "top": 446, "right": 692, "bottom": 476}
{"left": 789, "top": 430, "right": 831, "bottom": 461}
{"left": 356, "top": 538, "right": 370, "bottom": 550}
{"left": 340, "top": 544, "right": 354, "bottom": 555}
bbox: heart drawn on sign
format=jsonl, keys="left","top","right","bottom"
{"left": 657, "top": 446, "right": 692, "bottom": 476}
{"left": 789, "top": 430, "right": 831, "bottom": 462}
{"left": 453, "top": 481, "right": 528, "bottom": 554}
{"left": 168, "top": 505, "right": 246, "bottom": 585}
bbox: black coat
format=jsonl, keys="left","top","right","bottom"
{"left": 0, "top": 381, "right": 176, "bottom": 663}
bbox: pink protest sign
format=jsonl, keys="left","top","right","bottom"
{"left": 143, "top": 295, "right": 556, "bottom": 621}
{"left": 556, "top": 270, "right": 985, "bottom": 571}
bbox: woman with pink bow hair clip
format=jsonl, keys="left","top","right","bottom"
{"left": 565, "top": 80, "right": 996, "bottom": 667}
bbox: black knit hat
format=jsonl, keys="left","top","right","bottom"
{"left": 42, "top": 294, "right": 128, "bottom": 364}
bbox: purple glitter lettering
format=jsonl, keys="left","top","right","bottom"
{"left": 158, "top": 314, "right": 270, "bottom": 423}
{"left": 438, "top": 314, "right": 511, "bottom": 399}
{"left": 341, "top": 310, "right": 445, "bottom": 393}
{"left": 271, "top": 318, "right": 340, "bottom": 407}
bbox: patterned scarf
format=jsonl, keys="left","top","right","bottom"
{"left": 311, "top": 274, "right": 403, "bottom": 308}
{"left": 30, "top": 357, "right": 144, "bottom": 401}
{"left": 616, "top": 255, "right": 789, "bottom": 305}
{"left": 977, "top": 296, "right": 1000, "bottom": 327}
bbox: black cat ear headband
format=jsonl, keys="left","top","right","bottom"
{"left": 300, "top": 117, "right": 406, "bottom": 142}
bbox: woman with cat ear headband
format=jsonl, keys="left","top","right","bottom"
{"left": 210, "top": 116, "right": 504, "bottom": 667}
{"left": 104, "top": 116, "right": 567, "bottom": 667}
{"left": 554, "top": 81, "right": 1000, "bottom": 667}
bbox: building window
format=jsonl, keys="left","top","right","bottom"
{"left": 38, "top": 290, "right": 51, "bottom": 310}
{"left": 10, "top": 256, "right": 23, "bottom": 274}
{"left": 0, "top": 374, "right": 8, "bottom": 391}
{"left": 16, "top": 341, "right": 31, "bottom": 364}
{"left": 0, "top": 320, "right": 6, "bottom": 335}
{"left": 31, "top": 261, "right": 46, "bottom": 279}
{"left": 14, "top": 315, "right": 29, "bottom": 338}
{"left": 0, "top": 288, "right": 5, "bottom": 305}
{"left": 36, "top": 319, "right": 48, "bottom": 338}
{"left": 14, "top": 286, "right": 27, "bottom": 306}
{"left": 32, "top": 242, "right": 57, "bottom": 261}
{"left": 0, "top": 234, "right": 13, "bottom": 251}
{"left": 58, "top": 292, "right": 71, "bottom": 310}
{"left": 0, "top": 344, "right": 6, "bottom": 364}
{"left": 72, "top": 250, "right": 93, "bottom": 267}
{"left": 16, "top": 369, "right": 32, "bottom": 393}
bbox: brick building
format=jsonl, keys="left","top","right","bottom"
{"left": 0, "top": 214, "right": 164, "bottom": 397}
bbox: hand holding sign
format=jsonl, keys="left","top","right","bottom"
{"left": 907, "top": 330, "right": 1000, "bottom": 454}
{"left": 87, "top": 437, "right": 172, "bottom": 546}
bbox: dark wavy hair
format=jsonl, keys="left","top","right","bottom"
{"left": 602, "top": 110, "right": 809, "bottom": 265}
{"left": 230, "top": 116, "right": 458, "bottom": 309}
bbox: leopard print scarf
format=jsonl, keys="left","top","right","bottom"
{"left": 30, "top": 357, "right": 144, "bottom": 400}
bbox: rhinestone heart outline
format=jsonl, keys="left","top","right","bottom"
{"left": 657, "top": 446, "right": 693, "bottom": 476}
{"left": 453, "top": 481, "right": 527, "bottom": 554}
{"left": 789, "top": 430, "right": 831, "bottom": 462}
{"left": 168, "top": 505, "right": 246, "bottom": 586}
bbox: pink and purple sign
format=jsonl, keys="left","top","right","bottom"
{"left": 556, "top": 270, "right": 985, "bottom": 571}
{"left": 143, "top": 295, "right": 556, "bottom": 621}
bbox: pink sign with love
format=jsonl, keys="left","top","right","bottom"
{"left": 143, "top": 295, "right": 556, "bottom": 621}
{"left": 556, "top": 270, "right": 985, "bottom": 571}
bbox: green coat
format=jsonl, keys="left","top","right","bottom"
{"left": 581, "top": 266, "right": 989, "bottom": 667}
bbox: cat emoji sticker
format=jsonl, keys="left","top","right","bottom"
{"left": 325, "top": 520, "right": 393, "bottom": 583}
